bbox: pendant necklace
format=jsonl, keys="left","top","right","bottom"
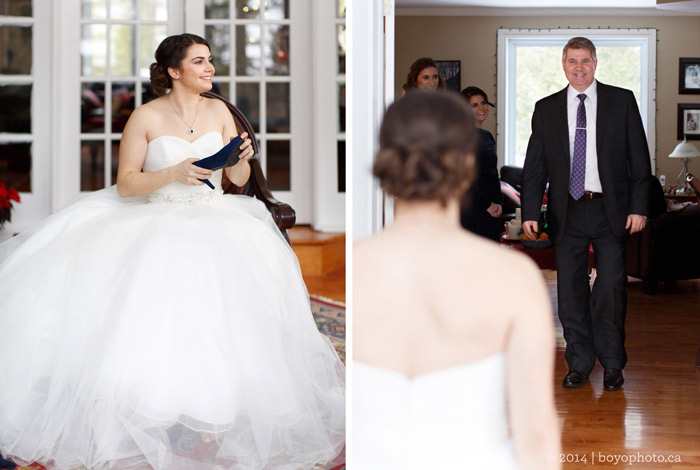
{"left": 168, "top": 95, "right": 201, "bottom": 135}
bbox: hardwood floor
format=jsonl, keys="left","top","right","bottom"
{"left": 289, "top": 226, "right": 346, "bottom": 303}
{"left": 543, "top": 270, "right": 700, "bottom": 469}
{"left": 303, "top": 267, "right": 346, "bottom": 303}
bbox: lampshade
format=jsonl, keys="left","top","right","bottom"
{"left": 669, "top": 137, "right": 700, "bottom": 159}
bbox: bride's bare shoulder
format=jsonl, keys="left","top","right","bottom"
{"left": 453, "top": 230, "right": 542, "bottom": 283}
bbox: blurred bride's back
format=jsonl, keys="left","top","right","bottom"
{"left": 353, "top": 91, "right": 560, "bottom": 470}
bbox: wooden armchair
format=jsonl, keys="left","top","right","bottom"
{"left": 202, "top": 91, "right": 296, "bottom": 243}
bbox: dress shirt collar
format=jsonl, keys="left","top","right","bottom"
{"left": 567, "top": 80, "right": 597, "bottom": 104}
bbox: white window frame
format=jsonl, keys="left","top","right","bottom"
{"left": 54, "top": 0, "right": 184, "bottom": 211}
{"left": 496, "top": 28, "right": 657, "bottom": 172}
{"left": 186, "top": 0, "right": 312, "bottom": 224}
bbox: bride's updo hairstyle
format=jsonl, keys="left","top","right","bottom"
{"left": 150, "top": 33, "right": 210, "bottom": 96}
{"left": 373, "top": 91, "right": 477, "bottom": 206}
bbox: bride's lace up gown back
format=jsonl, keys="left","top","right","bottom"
{"left": 0, "top": 133, "right": 345, "bottom": 470}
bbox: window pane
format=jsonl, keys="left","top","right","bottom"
{"left": 81, "top": 82, "right": 105, "bottom": 133}
{"left": 82, "top": 0, "right": 106, "bottom": 19}
{"left": 0, "top": 85, "right": 31, "bottom": 133}
{"left": 264, "top": 0, "right": 288, "bottom": 20}
{"left": 266, "top": 140, "right": 289, "bottom": 191}
{"left": 337, "top": 140, "right": 345, "bottom": 193}
{"left": 338, "top": 83, "right": 345, "bottom": 133}
{"left": 212, "top": 81, "right": 230, "bottom": 100}
{"left": 236, "top": 25, "right": 261, "bottom": 76}
{"left": 141, "top": 0, "right": 167, "bottom": 20}
{"left": 112, "top": 82, "right": 135, "bottom": 133}
{"left": 81, "top": 140, "right": 105, "bottom": 191}
{"left": 111, "top": 24, "right": 135, "bottom": 76}
{"left": 236, "top": 82, "right": 259, "bottom": 133}
{"left": 81, "top": 24, "right": 107, "bottom": 76}
{"left": 206, "top": 0, "right": 229, "bottom": 19}
{"left": 0, "top": 0, "right": 32, "bottom": 16}
{"left": 266, "top": 82, "right": 289, "bottom": 133}
{"left": 111, "top": 0, "right": 136, "bottom": 20}
{"left": 206, "top": 25, "right": 231, "bottom": 76}
{"left": 512, "top": 44, "right": 643, "bottom": 166}
{"left": 142, "top": 82, "right": 158, "bottom": 105}
{"left": 140, "top": 25, "right": 168, "bottom": 78}
{"left": 111, "top": 140, "right": 121, "bottom": 185}
{"left": 0, "top": 143, "right": 31, "bottom": 192}
{"left": 264, "top": 24, "right": 289, "bottom": 76}
{"left": 0, "top": 26, "right": 32, "bottom": 75}
{"left": 337, "top": 25, "right": 346, "bottom": 75}
{"left": 236, "top": 0, "right": 259, "bottom": 19}
{"left": 337, "top": 0, "right": 345, "bottom": 18}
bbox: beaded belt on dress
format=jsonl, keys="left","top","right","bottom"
{"left": 146, "top": 188, "right": 224, "bottom": 204}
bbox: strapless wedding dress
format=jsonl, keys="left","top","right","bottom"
{"left": 353, "top": 353, "right": 518, "bottom": 469}
{"left": 0, "top": 132, "right": 345, "bottom": 470}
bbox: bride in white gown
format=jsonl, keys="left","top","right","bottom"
{"left": 353, "top": 91, "right": 559, "bottom": 470}
{"left": 0, "top": 34, "right": 345, "bottom": 470}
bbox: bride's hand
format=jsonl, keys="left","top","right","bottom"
{"left": 173, "top": 158, "right": 213, "bottom": 186}
{"left": 236, "top": 133, "right": 255, "bottom": 162}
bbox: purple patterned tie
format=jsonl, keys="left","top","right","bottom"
{"left": 569, "top": 93, "right": 587, "bottom": 200}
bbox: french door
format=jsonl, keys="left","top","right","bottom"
{"left": 0, "top": 1, "right": 51, "bottom": 233}
{"left": 5, "top": 0, "right": 341, "bottom": 230}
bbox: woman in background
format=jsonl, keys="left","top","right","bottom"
{"left": 459, "top": 86, "right": 503, "bottom": 241}
{"left": 400, "top": 57, "right": 445, "bottom": 94}
{"left": 353, "top": 91, "right": 560, "bottom": 470}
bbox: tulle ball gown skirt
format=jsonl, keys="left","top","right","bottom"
{"left": 0, "top": 187, "right": 345, "bottom": 470}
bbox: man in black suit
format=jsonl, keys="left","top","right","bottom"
{"left": 521, "top": 37, "right": 651, "bottom": 391}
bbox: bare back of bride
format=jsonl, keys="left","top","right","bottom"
{"left": 353, "top": 91, "right": 560, "bottom": 470}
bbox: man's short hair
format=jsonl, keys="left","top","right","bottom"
{"left": 562, "top": 37, "right": 597, "bottom": 62}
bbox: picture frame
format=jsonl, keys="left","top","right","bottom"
{"left": 435, "top": 60, "right": 461, "bottom": 93}
{"left": 677, "top": 103, "right": 700, "bottom": 140}
{"left": 678, "top": 57, "right": 700, "bottom": 94}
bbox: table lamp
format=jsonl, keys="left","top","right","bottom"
{"left": 669, "top": 136, "right": 700, "bottom": 188}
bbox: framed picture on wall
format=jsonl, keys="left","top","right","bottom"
{"left": 435, "top": 60, "right": 461, "bottom": 93}
{"left": 677, "top": 103, "right": 700, "bottom": 140}
{"left": 679, "top": 58, "right": 700, "bottom": 94}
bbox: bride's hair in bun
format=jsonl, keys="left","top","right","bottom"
{"left": 373, "top": 91, "right": 477, "bottom": 206}
{"left": 150, "top": 33, "right": 210, "bottom": 96}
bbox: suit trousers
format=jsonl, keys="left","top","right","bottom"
{"left": 554, "top": 197, "right": 628, "bottom": 374}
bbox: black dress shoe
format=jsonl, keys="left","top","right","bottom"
{"left": 604, "top": 368, "right": 624, "bottom": 391}
{"left": 562, "top": 370, "right": 588, "bottom": 388}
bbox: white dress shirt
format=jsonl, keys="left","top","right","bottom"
{"left": 567, "top": 81, "right": 602, "bottom": 193}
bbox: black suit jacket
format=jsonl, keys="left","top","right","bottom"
{"left": 521, "top": 81, "right": 652, "bottom": 243}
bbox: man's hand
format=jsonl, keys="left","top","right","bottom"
{"left": 625, "top": 214, "right": 646, "bottom": 234}
{"left": 522, "top": 220, "right": 539, "bottom": 240}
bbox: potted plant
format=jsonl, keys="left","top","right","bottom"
{"left": 0, "top": 182, "right": 21, "bottom": 231}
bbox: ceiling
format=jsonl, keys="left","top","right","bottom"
{"left": 394, "top": 0, "right": 700, "bottom": 12}
{"left": 396, "top": 0, "right": 656, "bottom": 6}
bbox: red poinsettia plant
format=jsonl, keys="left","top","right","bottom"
{"left": 0, "top": 182, "right": 21, "bottom": 230}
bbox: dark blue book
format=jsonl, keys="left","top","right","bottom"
{"left": 193, "top": 136, "right": 244, "bottom": 189}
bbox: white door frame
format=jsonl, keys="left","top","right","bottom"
{"left": 349, "top": 0, "right": 393, "bottom": 241}
{"left": 311, "top": 0, "right": 345, "bottom": 232}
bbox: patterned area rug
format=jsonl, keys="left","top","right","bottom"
{"left": 10, "top": 298, "right": 346, "bottom": 470}
{"left": 310, "top": 295, "right": 346, "bottom": 364}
